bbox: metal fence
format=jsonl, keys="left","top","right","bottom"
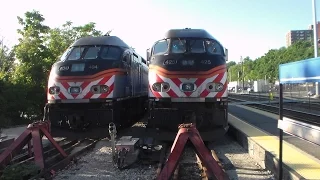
{"left": 282, "top": 83, "right": 316, "bottom": 97}
{"left": 237, "top": 82, "right": 317, "bottom": 98}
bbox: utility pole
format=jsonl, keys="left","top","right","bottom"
{"left": 312, "top": 0, "right": 320, "bottom": 97}
{"left": 241, "top": 56, "right": 244, "bottom": 93}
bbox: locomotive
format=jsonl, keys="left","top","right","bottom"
{"left": 146, "top": 28, "right": 229, "bottom": 141}
{"left": 45, "top": 35, "right": 148, "bottom": 130}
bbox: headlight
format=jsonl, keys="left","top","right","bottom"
{"left": 91, "top": 85, "right": 109, "bottom": 94}
{"left": 181, "top": 83, "right": 196, "bottom": 92}
{"left": 152, "top": 82, "right": 170, "bottom": 92}
{"left": 206, "top": 83, "right": 224, "bottom": 92}
{"left": 215, "top": 83, "right": 224, "bottom": 91}
{"left": 49, "top": 86, "right": 60, "bottom": 95}
{"left": 69, "top": 87, "right": 81, "bottom": 94}
{"left": 100, "top": 85, "right": 109, "bottom": 93}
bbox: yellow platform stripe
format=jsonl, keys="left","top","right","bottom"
{"left": 229, "top": 113, "right": 320, "bottom": 179}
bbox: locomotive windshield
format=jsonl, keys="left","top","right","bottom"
{"left": 59, "top": 45, "right": 122, "bottom": 61}
{"left": 152, "top": 38, "right": 223, "bottom": 56}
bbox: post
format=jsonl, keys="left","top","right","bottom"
{"left": 241, "top": 56, "right": 244, "bottom": 93}
{"left": 279, "top": 84, "right": 284, "bottom": 180}
{"left": 309, "top": 94, "right": 311, "bottom": 112}
{"left": 312, "top": 0, "right": 320, "bottom": 97}
{"left": 109, "top": 123, "right": 117, "bottom": 165}
{"left": 313, "top": 0, "right": 318, "bottom": 58}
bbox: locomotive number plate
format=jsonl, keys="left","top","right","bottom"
{"left": 71, "top": 63, "right": 85, "bottom": 72}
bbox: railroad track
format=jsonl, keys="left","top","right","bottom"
{"left": 0, "top": 137, "right": 100, "bottom": 179}
{"left": 156, "top": 142, "right": 227, "bottom": 180}
{"left": 229, "top": 97, "right": 320, "bottom": 126}
{"left": 229, "top": 93, "right": 278, "bottom": 101}
{"left": 229, "top": 93, "right": 320, "bottom": 113}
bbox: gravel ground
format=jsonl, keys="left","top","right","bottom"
{"left": 209, "top": 136, "right": 275, "bottom": 180}
{"left": 178, "top": 145, "right": 202, "bottom": 180}
{"left": 53, "top": 121, "right": 275, "bottom": 180}
{"left": 53, "top": 139, "right": 158, "bottom": 180}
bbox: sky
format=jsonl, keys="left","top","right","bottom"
{"left": 0, "top": 0, "right": 319, "bottom": 63}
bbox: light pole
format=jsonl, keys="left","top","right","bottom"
{"left": 313, "top": 0, "right": 318, "bottom": 57}
{"left": 241, "top": 56, "right": 244, "bottom": 93}
{"left": 312, "top": 0, "right": 320, "bottom": 97}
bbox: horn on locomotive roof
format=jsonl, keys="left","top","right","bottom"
{"left": 104, "top": 29, "right": 114, "bottom": 36}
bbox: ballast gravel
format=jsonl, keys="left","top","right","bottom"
{"left": 53, "top": 139, "right": 158, "bottom": 180}
{"left": 209, "top": 136, "right": 275, "bottom": 180}
{"left": 53, "top": 135, "right": 275, "bottom": 180}
{"left": 53, "top": 118, "right": 275, "bottom": 180}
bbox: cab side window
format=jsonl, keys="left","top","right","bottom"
{"left": 122, "top": 53, "right": 131, "bottom": 64}
{"left": 101, "top": 46, "right": 121, "bottom": 60}
{"left": 67, "top": 47, "right": 85, "bottom": 60}
{"left": 83, "top": 46, "right": 100, "bottom": 59}
{"left": 190, "top": 40, "right": 205, "bottom": 53}
{"left": 153, "top": 40, "right": 169, "bottom": 55}
{"left": 206, "top": 40, "right": 222, "bottom": 55}
{"left": 171, "top": 39, "right": 186, "bottom": 53}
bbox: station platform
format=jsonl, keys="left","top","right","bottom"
{"left": 227, "top": 104, "right": 320, "bottom": 179}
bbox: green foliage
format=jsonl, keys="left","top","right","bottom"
{"left": 227, "top": 61, "right": 236, "bottom": 68}
{"left": 228, "top": 41, "right": 315, "bottom": 83}
{"left": 0, "top": 10, "right": 103, "bottom": 126}
{"left": 1, "top": 162, "right": 41, "bottom": 180}
{"left": 47, "top": 21, "right": 103, "bottom": 63}
{"left": 0, "top": 42, "right": 15, "bottom": 81}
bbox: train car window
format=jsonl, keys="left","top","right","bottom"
{"left": 141, "top": 58, "right": 146, "bottom": 64}
{"left": 171, "top": 39, "right": 186, "bottom": 53}
{"left": 59, "top": 47, "right": 72, "bottom": 61}
{"left": 101, "top": 46, "right": 122, "bottom": 60}
{"left": 190, "top": 40, "right": 205, "bottom": 53}
{"left": 153, "top": 40, "right": 169, "bottom": 55}
{"left": 133, "top": 53, "right": 140, "bottom": 63}
{"left": 67, "top": 47, "right": 85, "bottom": 60}
{"left": 83, "top": 46, "right": 100, "bottom": 59}
{"left": 206, "top": 40, "right": 222, "bottom": 55}
{"left": 125, "top": 54, "right": 131, "bottom": 64}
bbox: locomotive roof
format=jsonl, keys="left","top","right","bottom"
{"left": 71, "top": 35, "right": 130, "bottom": 48}
{"left": 163, "top": 28, "right": 218, "bottom": 41}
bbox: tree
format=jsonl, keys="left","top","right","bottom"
{"left": 47, "top": 21, "right": 103, "bottom": 63}
{"left": 2, "top": 10, "right": 105, "bottom": 124}
{"left": 227, "top": 41, "right": 315, "bottom": 83}
{"left": 13, "top": 10, "right": 51, "bottom": 87}
{"left": 0, "top": 42, "right": 15, "bottom": 81}
{"left": 227, "top": 61, "right": 236, "bottom": 68}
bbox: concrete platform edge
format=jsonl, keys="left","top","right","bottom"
{"left": 227, "top": 117, "right": 306, "bottom": 180}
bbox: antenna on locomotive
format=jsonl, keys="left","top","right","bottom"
{"left": 104, "top": 29, "right": 114, "bottom": 36}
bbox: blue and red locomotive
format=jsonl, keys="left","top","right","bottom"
{"left": 45, "top": 35, "right": 148, "bottom": 130}
{"left": 146, "top": 28, "right": 229, "bottom": 141}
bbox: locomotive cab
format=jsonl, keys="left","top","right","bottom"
{"left": 147, "top": 29, "right": 229, "bottom": 141}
